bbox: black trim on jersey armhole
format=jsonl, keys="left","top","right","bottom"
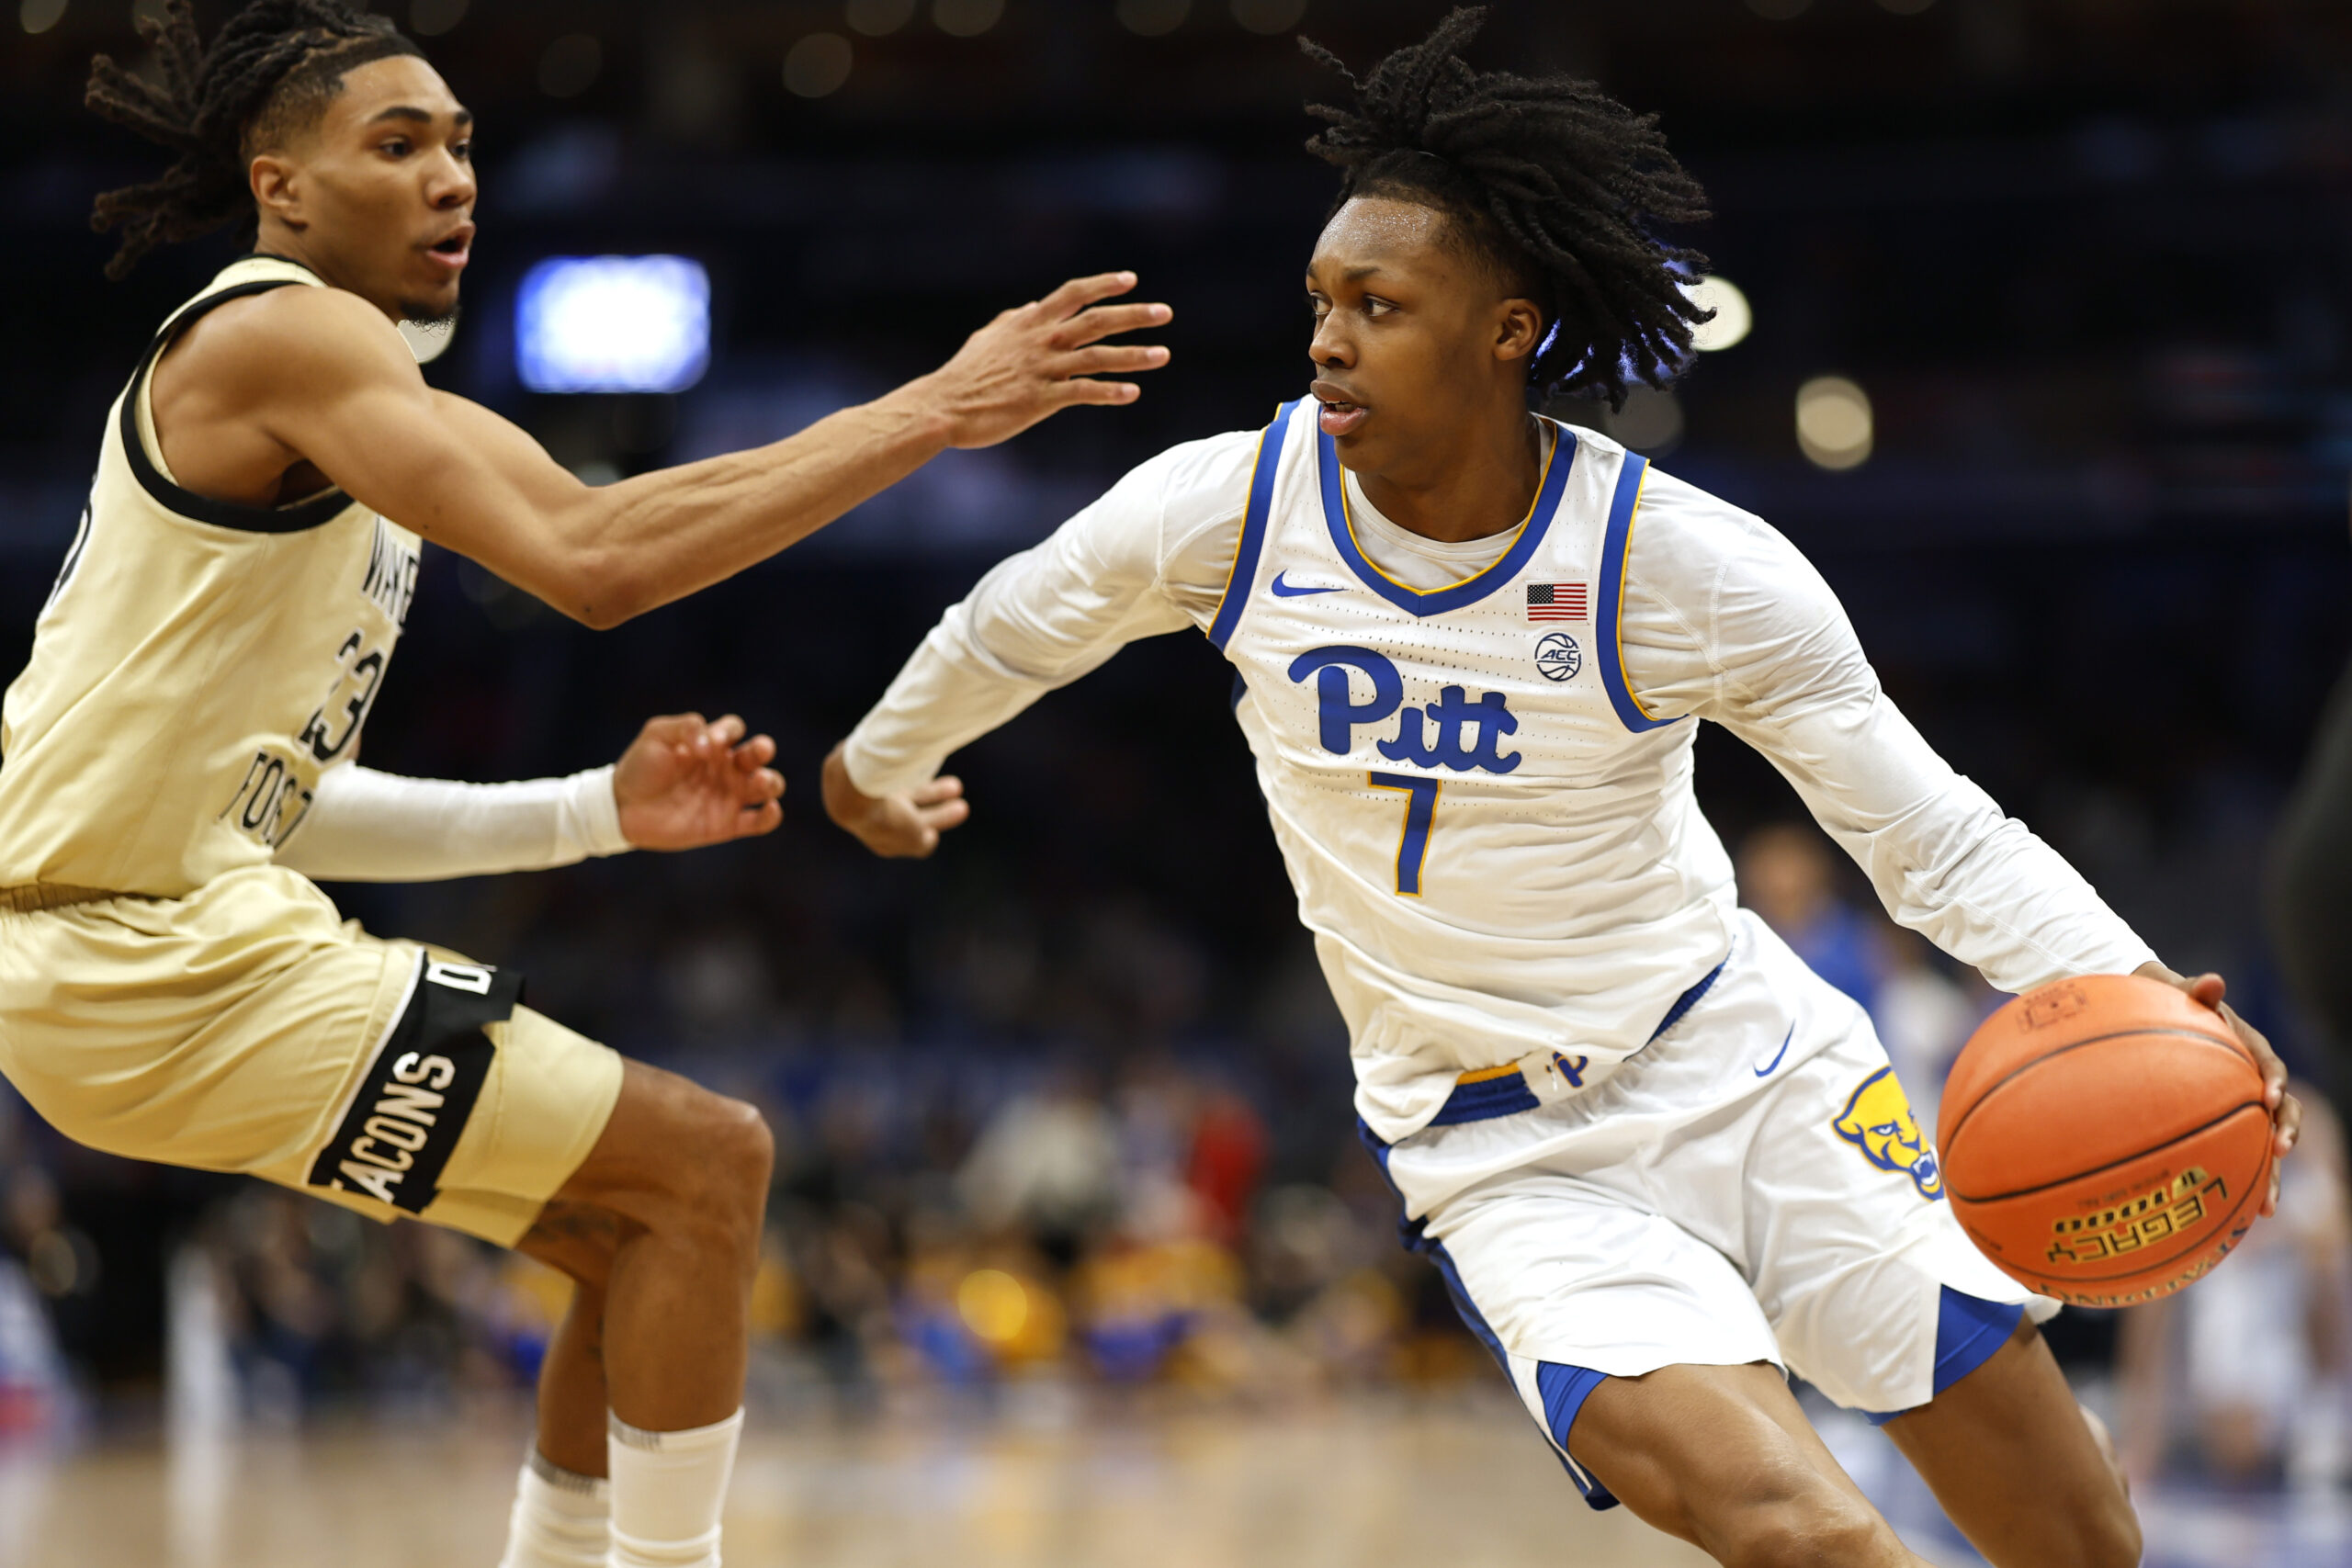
{"left": 119, "top": 276, "right": 356, "bottom": 536}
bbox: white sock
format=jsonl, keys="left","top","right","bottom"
{"left": 496, "top": 1450, "right": 611, "bottom": 1568}
{"left": 605, "top": 1408, "right": 744, "bottom": 1568}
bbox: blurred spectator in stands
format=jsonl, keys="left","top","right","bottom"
{"left": 2117, "top": 1088, "right": 2352, "bottom": 1491}
{"left": 1186, "top": 1090, "right": 1269, "bottom": 1249}
{"left": 957, "top": 1068, "right": 1123, "bottom": 1266}
{"left": 1737, "top": 823, "right": 1885, "bottom": 1014}
{"left": 0, "top": 1165, "right": 74, "bottom": 1436}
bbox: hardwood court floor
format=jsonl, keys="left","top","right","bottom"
{"left": 2, "top": 1393, "right": 2346, "bottom": 1568}
{"left": 1, "top": 1393, "right": 1710, "bottom": 1568}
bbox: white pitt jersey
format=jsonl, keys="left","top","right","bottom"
{"left": 1212, "top": 400, "right": 1735, "bottom": 1129}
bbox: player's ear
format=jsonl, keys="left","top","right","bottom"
{"left": 1495, "top": 298, "right": 1544, "bottom": 366}
{"left": 251, "top": 153, "right": 304, "bottom": 231}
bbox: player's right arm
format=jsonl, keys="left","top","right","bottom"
{"left": 170, "top": 274, "right": 1170, "bottom": 628}
{"left": 822, "top": 432, "right": 1257, "bottom": 857}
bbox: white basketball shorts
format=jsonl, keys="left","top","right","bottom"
{"left": 1360, "top": 910, "right": 2057, "bottom": 1509}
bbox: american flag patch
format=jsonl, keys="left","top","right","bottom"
{"left": 1527, "top": 582, "right": 1589, "bottom": 621}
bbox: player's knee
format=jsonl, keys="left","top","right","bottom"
{"left": 2075, "top": 1494, "right": 2143, "bottom": 1568}
{"left": 666, "top": 1089, "right": 772, "bottom": 1241}
{"left": 1714, "top": 1490, "right": 1891, "bottom": 1568}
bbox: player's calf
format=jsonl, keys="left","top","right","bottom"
{"left": 515, "top": 1063, "right": 774, "bottom": 1568}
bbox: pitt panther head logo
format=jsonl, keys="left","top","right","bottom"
{"left": 1834, "top": 1066, "right": 1943, "bottom": 1201}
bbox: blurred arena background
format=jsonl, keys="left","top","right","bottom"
{"left": 4, "top": 1, "right": 2352, "bottom": 1563}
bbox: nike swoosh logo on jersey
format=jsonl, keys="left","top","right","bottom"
{"left": 1753, "top": 1026, "right": 1793, "bottom": 1077}
{"left": 1270, "top": 571, "right": 1342, "bottom": 598}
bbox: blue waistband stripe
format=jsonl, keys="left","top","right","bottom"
{"left": 1428, "top": 1073, "right": 1541, "bottom": 1127}
{"left": 1429, "top": 956, "right": 1729, "bottom": 1128}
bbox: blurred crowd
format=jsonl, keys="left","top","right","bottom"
{"left": 2, "top": 819, "right": 2346, "bottom": 1499}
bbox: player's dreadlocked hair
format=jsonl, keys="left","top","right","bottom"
{"left": 84, "top": 0, "right": 419, "bottom": 279}
{"left": 1302, "top": 7, "right": 1713, "bottom": 408}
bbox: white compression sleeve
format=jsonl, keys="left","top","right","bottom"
{"left": 274, "top": 763, "right": 633, "bottom": 883}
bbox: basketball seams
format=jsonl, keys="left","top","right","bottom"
{"left": 1946, "top": 1099, "right": 2268, "bottom": 1204}
{"left": 1939, "top": 1023, "right": 2251, "bottom": 1155}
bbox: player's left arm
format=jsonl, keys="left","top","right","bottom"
{"left": 1631, "top": 487, "right": 2301, "bottom": 1198}
{"left": 277, "top": 713, "right": 781, "bottom": 882}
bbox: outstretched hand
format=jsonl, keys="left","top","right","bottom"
{"left": 2135, "top": 961, "right": 2301, "bottom": 1216}
{"left": 615, "top": 713, "right": 784, "bottom": 851}
{"left": 918, "top": 272, "right": 1172, "bottom": 449}
{"left": 821, "top": 742, "right": 968, "bottom": 858}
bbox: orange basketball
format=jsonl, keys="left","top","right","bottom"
{"left": 1936, "top": 973, "right": 2272, "bottom": 1307}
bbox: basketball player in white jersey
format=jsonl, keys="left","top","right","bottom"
{"left": 825, "top": 12, "right": 2301, "bottom": 1565}
{"left": 0, "top": 4, "right": 1166, "bottom": 1565}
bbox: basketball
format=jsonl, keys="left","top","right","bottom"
{"left": 1936, "top": 974, "right": 2272, "bottom": 1307}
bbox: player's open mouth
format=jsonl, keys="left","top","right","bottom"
{"left": 1315, "top": 396, "right": 1368, "bottom": 437}
{"left": 423, "top": 224, "right": 474, "bottom": 273}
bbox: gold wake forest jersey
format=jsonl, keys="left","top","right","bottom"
{"left": 0, "top": 256, "right": 419, "bottom": 898}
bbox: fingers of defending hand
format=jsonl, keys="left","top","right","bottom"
{"left": 911, "top": 775, "right": 965, "bottom": 807}
{"left": 730, "top": 732, "right": 778, "bottom": 772}
{"left": 1050, "top": 378, "right": 1145, "bottom": 408}
{"left": 919, "top": 797, "right": 970, "bottom": 834}
{"left": 638, "top": 712, "right": 707, "bottom": 750}
{"left": 1052, "top": 344, "right": 1172, "bottom": 378}
{"left": 737, "top": 765, "right": 785, "bottom": 806}
{"left": 1050, "top": 300, "right": 1173, "bottom": 348}
{"left": 1034, "top": 271, "right": 1138, "bottom": 319}
{"left": 733, "top": 798, "right": 784, "bottom": 839}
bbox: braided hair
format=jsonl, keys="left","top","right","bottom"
{"left": 85, "top": 0, "right": 419, "bottom": 279}
{"left": 1303, "top": 6, "right": 1713, "bottom": 408}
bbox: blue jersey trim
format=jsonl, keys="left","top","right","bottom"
{"left": 1862, "top": 1287, "right": 2027, "bottom": 1426}
{"left": 1316, "top": 420, "right": 1577, "bottom": 619}
{"left": 1206, "top": 400, "right": 1298, "bottom": 652}
{"left": 1594, "top": 453, "right": 1681, "bottom": 733}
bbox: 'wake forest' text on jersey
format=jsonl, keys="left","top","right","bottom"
{"left": 0, "top": 255, "right": 418, "bottom": 898}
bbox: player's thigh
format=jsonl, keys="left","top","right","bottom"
{"left": 1880, "top": 1314, "right": 2141, "bottom": 1568}
{"left": 0, "top": 870, "right": 624, "bottom": 1249}
{"left": 1423, "top": 1166, "right": 1787, "bottom": 1512}
{"left": 0, "top": 868, "right": 404, "bottom": 1172}
{"left": 1569, "top": 1361, "right": 1911, "bottom": 1563}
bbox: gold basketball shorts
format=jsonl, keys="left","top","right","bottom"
{"left": 0, "top": 863, "right": 624, "bottom": 1247}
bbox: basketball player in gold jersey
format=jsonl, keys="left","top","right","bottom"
{"left": 0, "top": 5, "right": 1169, "bottom": 1564}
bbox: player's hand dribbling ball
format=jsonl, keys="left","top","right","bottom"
{"left": 1937, "top": 973, "right": 2273, "bottom": 1306}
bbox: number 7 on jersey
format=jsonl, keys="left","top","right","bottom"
{"left": 1368, "top": 772, "right": 1442, "bottom": 897}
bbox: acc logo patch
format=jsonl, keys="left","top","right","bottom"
{"left": 1834, "top": 1066, "right": 1943, "bottom": 1201}
{"left": 1534, "top": 631, "right": 1583, "bottom": 683}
